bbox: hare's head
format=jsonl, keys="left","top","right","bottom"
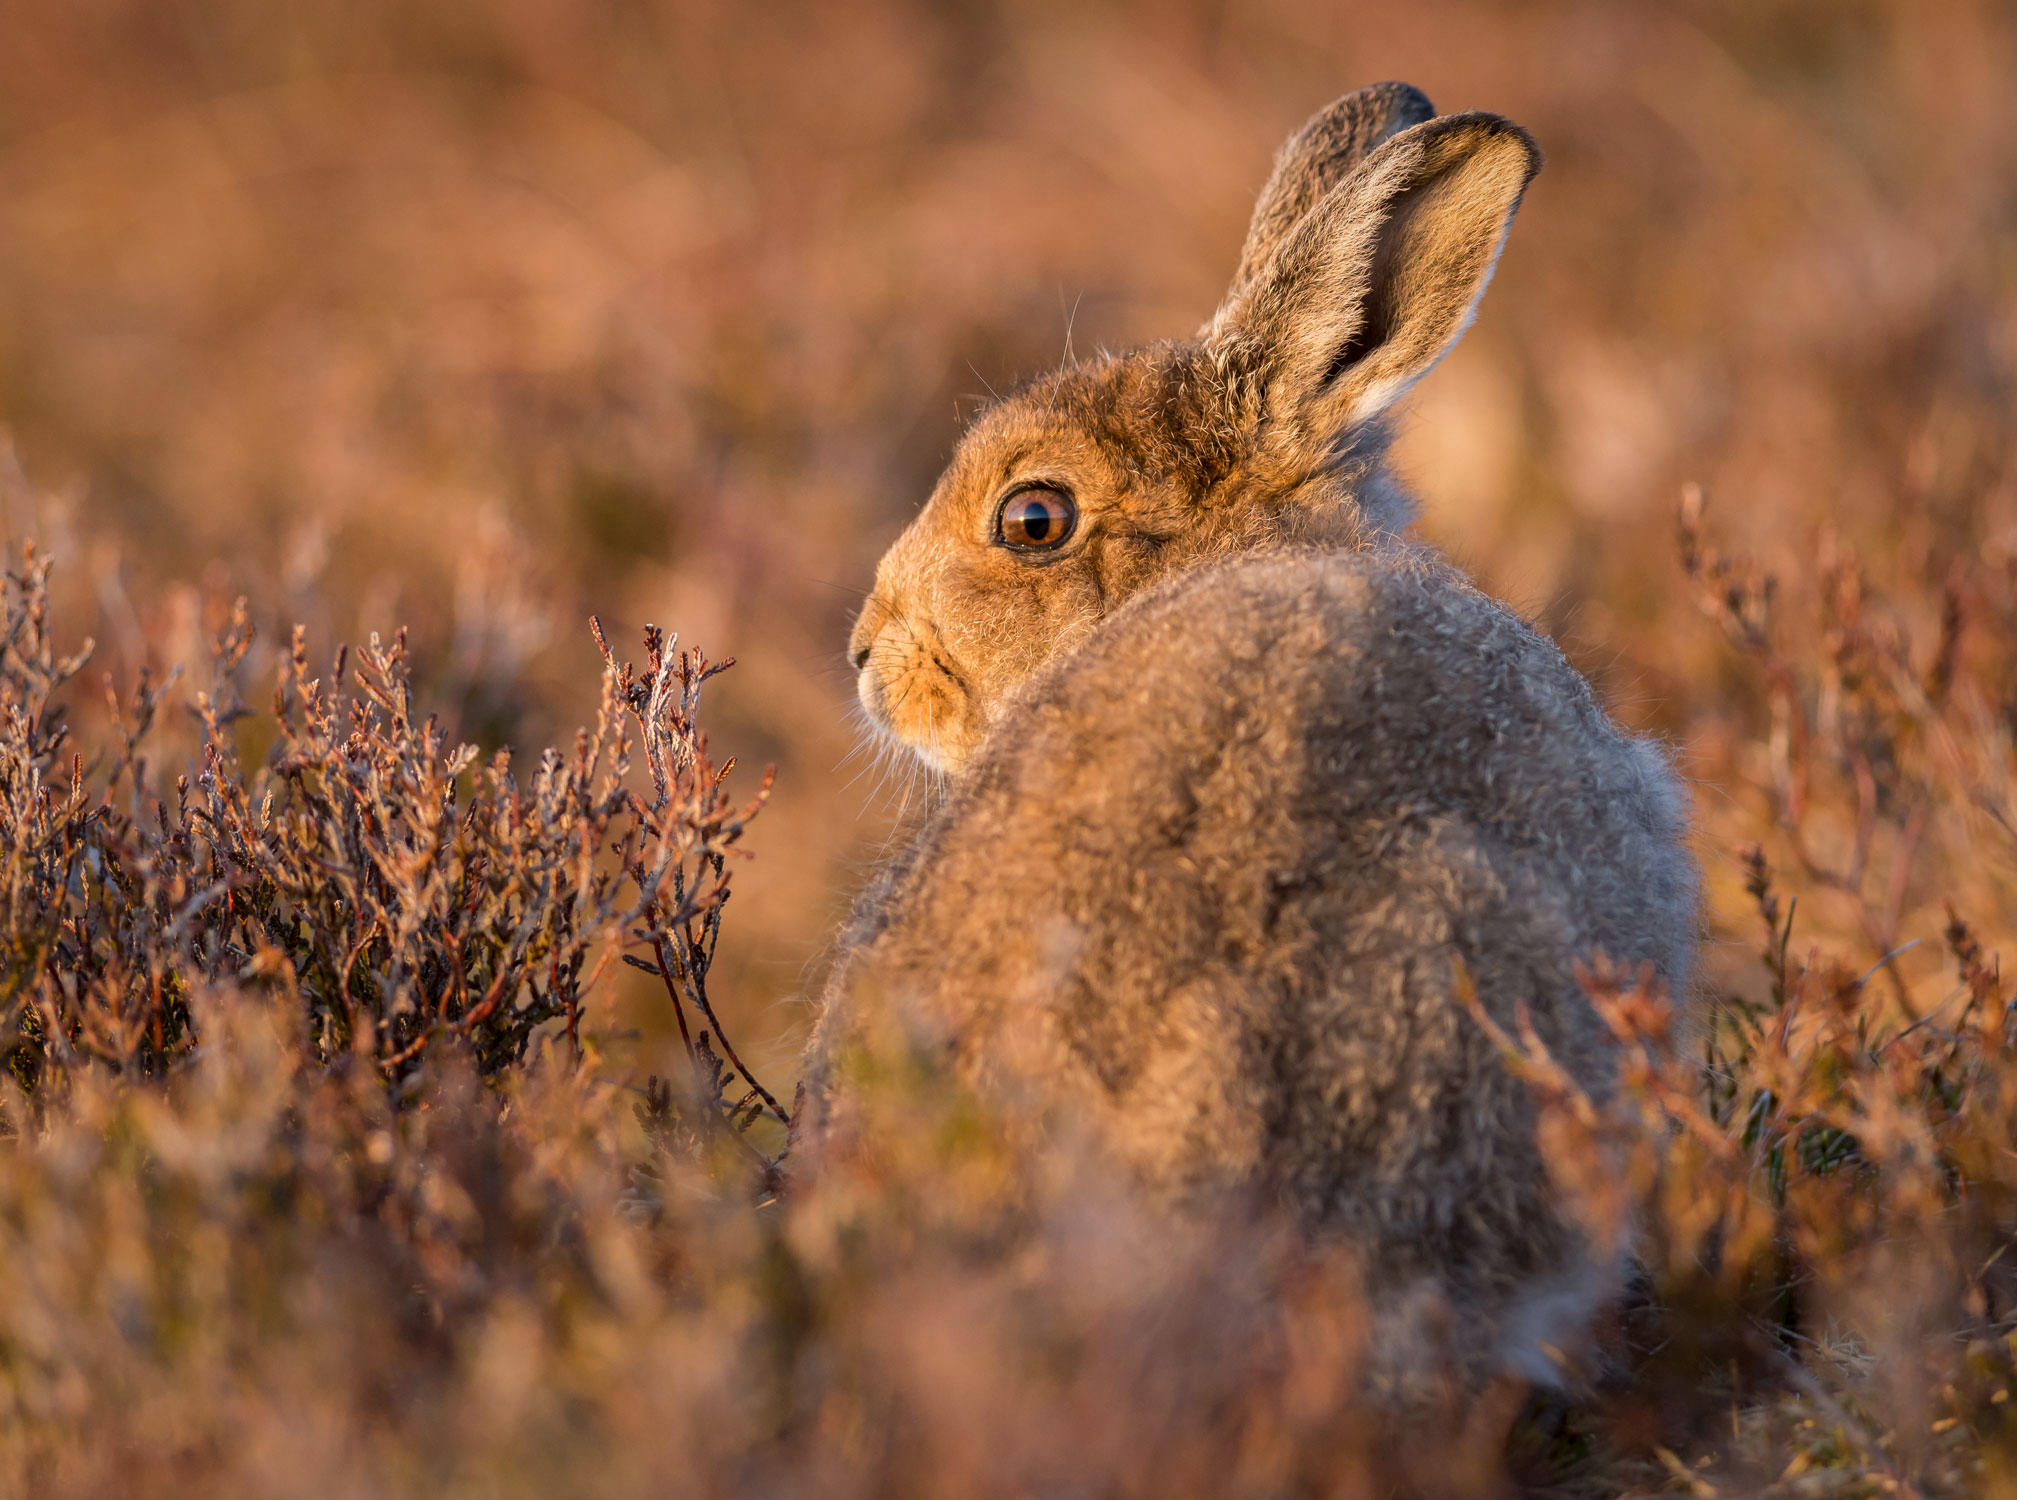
{"left": 852, "top": 83, "right": 1539, "bottom": 772}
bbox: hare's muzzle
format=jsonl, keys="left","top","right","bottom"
{"left": 848, "top": 599, "right": 883, "bottom": 671}
{"left": 848, "top": 593, "right": 902, "bottom": 728}
{"left": 847, "top": 593, "right": 985, "bottom": 773}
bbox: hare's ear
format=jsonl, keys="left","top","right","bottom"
{"left": 1225, "top": 82, "right": 1436, "bottom": 302}
{"left": 1207, "top": 112, "right": 1540, "bottom": 450}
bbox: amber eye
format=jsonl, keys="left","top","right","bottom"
{"left": 996, "top": 486, "right": 1077, "bottom": 550}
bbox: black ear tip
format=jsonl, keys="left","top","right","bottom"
{"left": 1364, "top": 80, "right": 1436, "bottom": 122}
{"left": 1300, "top": 81, "right": 1437, "bottom": 146}
{"left": 1489, "top": 117, "right": 1545, "bottom": 179}
{"left": 1478, "top": 115, "right": 1544, "bottom": 175}
{"left": 1410, "top": 110, "right": 1544, "bottom": 182}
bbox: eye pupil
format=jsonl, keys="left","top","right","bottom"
{"left": 999, "top": 488, "right": 1075, "bottom": 549}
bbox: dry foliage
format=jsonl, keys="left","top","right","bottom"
{"left": 1, "top": 1, "right": 2015, "bottom": 1495}
{"left": 0, "top": 543, "right": 775, "bottom": 1149}
{"left": 2, "top": 490, "right": 2016, "bottom": 1496}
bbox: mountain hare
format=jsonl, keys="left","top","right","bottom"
{"left": 802, "top": 83, "right": 1697, "bottom": 1389}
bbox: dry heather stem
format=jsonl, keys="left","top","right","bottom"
{"left": 5, "top": 490, "right": 2017, "bottom": 1496}
{"left": 0, "top": 544, "right": 783, "bottom": 1170}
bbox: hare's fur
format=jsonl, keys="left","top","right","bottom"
{"left": 805, "top": 83, "right": 1699, "bottom": 1388}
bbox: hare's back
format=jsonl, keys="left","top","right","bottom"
{"left": 817, "top": 546, "right": 1696, "bottom": 1348}
{"left": 990, "top": 546, "right": 1688, "bottom": 954}
{"left": 844, "top": 544, "right": 1693, "bottom": 1094}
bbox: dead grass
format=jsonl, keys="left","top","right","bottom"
{"left": 3, "top": 473, "right": 2017, "bottom": 1494}
{"left": 1, "top": 1, "right": 2015, "bottom": 1494}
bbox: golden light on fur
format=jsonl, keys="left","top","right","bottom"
{"left": 845, "top": 89, "right": 1538, "bottom": 779}
{"left": 809, "top": 83, "right": 1697, "bottom": 1401}
{"left": 3, "top": 4, "right": 2016, "bottom": 1491}
{"left": 850, "top": 592, "right": 990, "bottom": 772}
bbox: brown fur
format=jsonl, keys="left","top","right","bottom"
{"left": 812, "top": 84, "right": 1698, "bottom": 1390}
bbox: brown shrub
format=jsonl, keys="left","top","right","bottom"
{"left": 0, "top": 541, "right": 772, "bottom": 1125}
{"left": 1, "top": 2, "right": 2015, "bottom": 1493}
{"left": 2, "top": 488, "right": 2016, "bottom": 1496}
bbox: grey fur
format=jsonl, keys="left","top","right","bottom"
{"left": 1226, "top": 80, "right": 1435, "bottom": 302}
{"left": 808, "top": 84, "right": 1698, "bottom": 1389}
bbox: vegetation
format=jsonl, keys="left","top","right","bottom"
{"left": 2, "top": 479, "right": 2016, "bottom": 1494}
{"left": 1, "top": 1, "right": 2014, "bottom": 1493}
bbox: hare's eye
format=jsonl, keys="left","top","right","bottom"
{"left": 996, "top": 487, "right": 1077, "bottom": 550}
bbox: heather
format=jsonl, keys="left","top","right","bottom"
{"left": 2, "top": 1, "right": 2015, "bottom": 1494}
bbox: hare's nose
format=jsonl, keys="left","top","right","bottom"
{"left": 848, "top": 597, "right": 889, "bottom": 670}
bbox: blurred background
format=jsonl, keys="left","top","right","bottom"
{"left": 2, "top": 0, "right": 2012, "bottom": 1080}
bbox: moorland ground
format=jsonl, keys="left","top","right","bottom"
{"left": 2, "top": 3, "right": 2015, "bottom": 1494}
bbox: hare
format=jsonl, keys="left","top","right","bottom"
{"left": 802, "top": 83, "right": 1698, "bottom": 1390}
